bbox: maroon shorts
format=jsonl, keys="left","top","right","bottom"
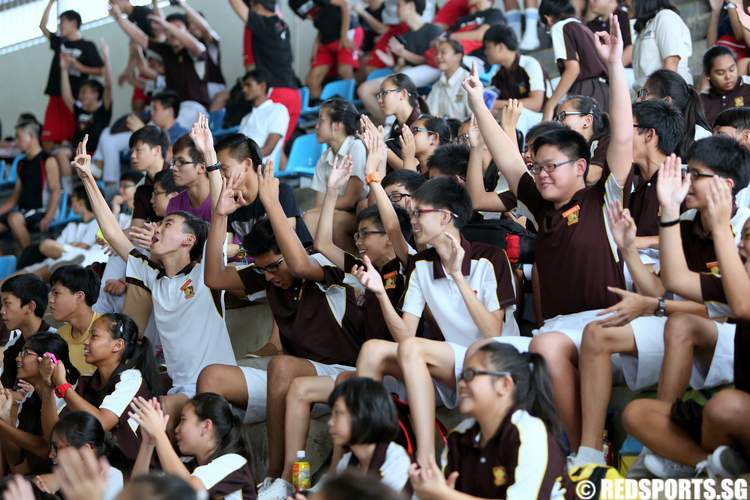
{"left": 42, "top": 95, "right": 75, "bottom": 144}
{"left": 312, "top": 27, "right": 365, "bottom": 69}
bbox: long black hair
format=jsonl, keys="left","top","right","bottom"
{"left": 558, "top": 95, "right": 610, "bottom": 140}
{"left": 320, "top": 98, "right": 362, "bottom": 136}
{"left": 644, "top": 69, "right": 710, "bottom": 155}
{"left": 189, "top": 393, "right": 252, "bottom": 462}
{"left": 416, "top": 114, "right": 452, "bottom": 145}
{"left": 51, "top": 411, "right": 111, "bottom": 457}
{"left": 26, "top": 333, "right": 80, "bottom": 385}
{"left": 383, "top": 73, "right": 430, "bottom": 115}
{"left": 478, "top": 342, "right": 563, "bottom": 440}
{"left": 328, "top": 377, "right": 398, "bottom": 445}
{"left": 634, "top": 0, "right": 680, "bottom": 32}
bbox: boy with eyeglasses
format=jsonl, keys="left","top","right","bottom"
{"left": 165, "top": 135, "right": 214, "bottom": 222}
{"left": 380, "top": 169, "right": 426, "bottom": 209}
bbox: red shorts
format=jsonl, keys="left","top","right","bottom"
{"left": 244, "top": 27, "right": 254, "bottom": 67}
{"left": 269, "top": 87, "right": 302, "bottom": 142}
{"left": 424, "top": 38, "right": 483, "bottom": 67}
{"left": 312, "top": 27, "right": 365, "bottom": 69}
{"left": 42, "top": 95, "right": 75, "bottom": 144}
{"left": 434, "top": 0, "right": 469, "bottom": 26}
{"left": 368, "top": 24, "right": 410, "bottom": 69}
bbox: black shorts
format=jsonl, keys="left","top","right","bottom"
{"left": 0, "top": 209, "right": 46, "bottom": 232}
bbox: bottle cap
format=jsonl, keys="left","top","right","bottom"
{"left": 296, "top": 450, "right": 305, "bottom": 459}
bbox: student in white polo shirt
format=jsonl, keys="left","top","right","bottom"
{"left": 69, "top": 133, "right": 235, "bottom": 422}
{"left": 353, "top": 176, "right": 527, "bottom": 470}
{"left": 237, "top": 69, "right": 290, "bottom": 166}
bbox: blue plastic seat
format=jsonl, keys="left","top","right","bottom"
{"left": 0, "top": 255, "right": 16, "bottom": 280}
{"left": 300, "top": 79, "right": 357, "bottom": 122}
{"left": 367, "top": 68, "right": 393, "bottom": 81}
{"left": 279, "top": 133, "right": 324, "bottom": 178}
{"left": 0, "top": 154, "right": 22, "bottom": 190}
{"left": 208, "top": 108, "right": 226, "bottom": 131}
{"left": 479, "top": 64, "right": 499, "bottom": 85}
{"left": 49, "top": 193, "right": 81, "bottom": 231}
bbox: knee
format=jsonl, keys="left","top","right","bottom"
{"left": 7, "top": 212, "right": 24, "bottom": 229}
{"left": 267, "top": 355, "right": 300, "bottom": 392}
{"left": 338, "top": 65, "right": 354, "bottom": 78}
{"left": 357, "top": 340, "right": 390, "bottom": 371}
{"left": 580, "top": 323, "right": 615, "bottom": 355}
{"left": 197, "top": 364, "right": 228, "bottom": 394}
{"left": 286, "top": 378, "right": 312, "bottom": 406}
{"left": 357, "top": 81, "right": 375, "bottom": 100}
{"left": 663, "top": 313, "right": 694, "bottom": 346}
{"left": 397, "top": 337, "right": 424, "bottom": 365}
{"left": 530, "top": 333, "right": 575, "bottom": 363}
{"left": 622, "top": 399, "right": 646, "bottom": 436}
{"left": 704, "top": 389, "right": 749, "bottom": 427}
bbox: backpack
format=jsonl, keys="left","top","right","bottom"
{"left": 461, "top": 217, "right": 537, "bottom": 264}
{"left": 391, "top": 394, "right": 448, "bottom": 459}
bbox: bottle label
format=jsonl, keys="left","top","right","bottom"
{"left": 292, "top": 461, "right": 311, "bottom": 491}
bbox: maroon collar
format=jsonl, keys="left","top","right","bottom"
{"left": 431, "top": 236, "right": 473, "bottom": 279}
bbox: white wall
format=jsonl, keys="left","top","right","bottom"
{"left": 0, "top": 0, "right": 316, "bottom": 136}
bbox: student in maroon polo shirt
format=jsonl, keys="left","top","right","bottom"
{"left": 700, "top": 46, "right": 750, "bottom": 126}
{"left": 623, "top": 179, "right": 750, "bottom": 479}
{"left": 467, "top": 17, "right": 633, "bottom": 453}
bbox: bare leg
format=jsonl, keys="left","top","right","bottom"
{"left": 622, "top": 399, "right": 708, "bottom": 466}
{"left": 306, "top": 65, "right": 330, "bottom": 101}
{"left": 356, "top": 78, "right": 386, "bottom": 124}
{"left": 337, "top": 64, "right": 354, "bottom": 80}
{"left": 702, "top": 389, "right": 750, "bottom": 453}
{"left": 197, "top": 364, "right": 251, "bottom": 408}
{"left": 579, "top": 322, "right": 636, "bottom": 450}
{"left": 356, "top": 339, "right": 402, "bottom": 380}
{"left": 39, "top": 239, "right": 64, "bottom": 259}
{"left": 530, "top": 332, "right": 581, "bottom": 449}
{"left": 282, "top": 375, "right": 337, "bottom": 482}
{"left": 397, "top": 338, "right": 458, "bottom": 468}
{"left": 160, "top": 393, "right": 189, "bottom": 437}
{"left": 266, "top": 356, "right": 317, "bottom": 478}
{"left": 7, "top": 212, "right": 31, "bottom": 249}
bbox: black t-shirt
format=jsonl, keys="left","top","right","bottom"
{"left": 129, "top": 5, "right": 154, "bottom": 37}
{"left": 74, "top": 103, "right": 112, "bottom": 154}
{"left": 246, "top": 13, "right": 297, "bottom": 88}
{"left": 147, "top": 41, "right": 209, "bottom": 107}
{"left": 449, "top": 8, "right": 505, "bottom": 33}
{"left": 291, "top": 0, "right": 360, "bottom": 44}
{"left": 402, "top": 23, "right": 444, "bottom": 55}
{"left": 133, "top": 173, "right": 159, "bottom": 222}
{"left": 18, "top": 151, "right": 50, "bottom": 212}
{"left": 361, "top": 3, "right": 385, "bottom": 52}
{"left": 45, "top": 35, "right": 104, "bottom": 97}
{"left": 229, "top": 183, "right": 312, "bottom": 245}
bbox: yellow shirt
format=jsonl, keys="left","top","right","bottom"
{"left": 56, "top": 312, "right": 101, "bottom": 376}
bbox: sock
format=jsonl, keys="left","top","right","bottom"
{"left": 575, "top": 446, "right": 607, "bottom": 466}
{"left": 506, "top": 10, "right": 523, "bottom": 40}
{"left": 524, "top": 7, "right": 539, "bottom": 23}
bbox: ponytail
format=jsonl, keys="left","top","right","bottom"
{"left": 385, "top": 74, "right": 431, "bottom": 116}
{"left": 478, "top": 343, "right": 563, "bottom": 440}
{"left": 419, "top": 114, "right": 453, "bottom": 144}
{"left": 559, "top": 95, "right": 609, "bottom": 139}
{"left": 189, "top": 393, "right": 253, "bottom": 462}
{"left": 320, "top": 97, "right": 362, "bottom": 137}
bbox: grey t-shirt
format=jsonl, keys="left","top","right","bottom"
{"left": 401, "top": 23, "right": 444, "bottom": 56}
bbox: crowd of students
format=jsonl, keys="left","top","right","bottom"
{"left": 2, "top": 0, "right": 750, "bottom": 498}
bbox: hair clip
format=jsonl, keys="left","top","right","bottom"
{"left": 43, "top": 352, "right": 59, "bottom": 365}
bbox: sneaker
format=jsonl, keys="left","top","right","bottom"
{"left": 707, "top": 445, "right": 750, "bottom": 477}
{"left": 257, "top": 478, "right": 294, "bottom": 500}
{"left": 519, "top": 26, "right": 540, "bottom": 51}
{"left": 48, "top": 253, "right": 85, "bottom": 274}
{"left": 627, "top": 446, "right": 653, "bottom": 479}
{"left": 644, "top": 454, "right": 696, "bottom": 478}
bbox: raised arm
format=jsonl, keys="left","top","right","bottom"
{"left": 40, "top": 156, "right": 61, "bottom": 233}
{"left": 71, "top": 136, "right": 134, "bottom": 259}
{"left": 149, "top": 15, "right": 206, "bottom": 59}
{"left": 190, "top": 113, "right": 222, "bottom": 210}
{"left": 228, "top": 0, "right": 250, "bottom": 23}
{"left": 178, "top": 0, "right": 217, "bottom": 42}
{"left": 466, "top": 113, "right": 509, "bottom": 213}
{"left": 258, "top": 162, "right": 325, "bottom": 281}
{"left": 100, "top": 39, "right": 113, "bottom": 110}
{"left": 39, "top": 0, "right": 55, "bottom": 39}
{"left": 205, "top": 178, "right": 246, "bottom": 290}
{"left": 464, "top": 63, "right": 528, "bottom": 194}
{"left": 111, "top": 3, "right": 149, "bottom": 50}
{"left": 59, "top": 56, "right": 75, "bottom": 112}
{"left": 314, "top": 156, "right": 353, "bottom": 270}
{"left": 594, "top": 14, "right": 633, "bottom": 187}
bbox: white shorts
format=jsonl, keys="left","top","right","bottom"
{"left": 690, "top": 321, "right": 735, "bottom": 390}
{"left": 168, "top": 384, "right": 196, "bottom": 398}
{"left": 533, "top": 309, "right": 604, "bottom": 350}
{"left": 239, "top": 360, "right": 354, "bottom": 424}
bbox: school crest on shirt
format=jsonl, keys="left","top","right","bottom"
{"left": 180, "top": 279, "right": 195, "bottom": 299}
{"left": 736, "top": 96, "right": 745, "bottom": 107}
{"left": 706, "top": 261, "right": 721, "bottom": 276}
{"left": 383, "top": 271, "right": 398, "bottom": 290}
{"left": 563, "top": 205, "right": 580, "bottom": 226}
{"left": 492, "top": 465, "right": 507, "bottom": 486}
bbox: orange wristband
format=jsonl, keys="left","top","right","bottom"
{"left": 366, "top": 173, "right": 381, "bottom": 184}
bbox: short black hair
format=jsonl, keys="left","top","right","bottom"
{"left": 357, "top": 204, "right": 413, "bottom": 242}
{"left": 318, "top": 471, "right": 405, "bottom": 500}
{"left": 687, "top": 136, "right": 750, "bottom": 195}
{"left": 328, "top": 377, "right": 398, "bottom": 445}
{"left": 165, "top": 13, "right": 189, "bottom": 26}
{"left": 483, "top": 23, "right": 519, "bottom": 51}
{"left": 427, "top": 143, "right": 470, "bottom": 178}
{"left": 714, "top": 107, "right": 750, "bottom": 132}
{"left": 60, "top": 10, "right": 82, "bottom": 29}
{"left": 402, "top": 0, "right": 426, "bottom": 14}
{"left": 1, "top": 274, "right": 49, "bottom": 318}
{"left": 531, "top": 128, "right": 591, "bottom": 164}
{"left": 382, "top": 169, "right": 426, "bottom": 193}
{"left": 152, "top": 90, "right": 181, "bottom": 118}
{"left": 242, "top": 218, "right": 280, "bottom": 257}
{"left": 154, "top": 169, "right": 180, "bottom": 193}
{"left": 525, "top": 121, "right": 567, "bottom": 149}
{"left": 412, "top": 177, "right": 473, "bottom": 229}
{"left": 539, "top": 0, "right": 575, "bottom": 21}
{"left": 120, "top": 171, "right": 145, "bottom": 185}
{"left": 80, "top": 79, "right": 104, "bottom": 100}
{"left": 169, "top": 211, "right": 209, "bottom": 262}
{"left": 242, "top": 69, "right": 271, "bottom": 89}
{"left": 703, "top": 45, "right": 736, "bottom": 75}
{"left": 253, "top": 0, "right": 277, "bottom": 11}
{"left": 15, "top": 119, "right": 41, "bottom": 140}
{"left": 172, "top": 135, "right": 205, "bottom": 165}
{"left": 129, "top": 125, "right": 170, "bottom": 160}
{"left": 417, "top": 114, "right": 452, "bottom": 144}
{"left": 72, "top": 184, "right": 93, "bottom": 212}
{"left": 320, "top": 98, "right": 361, "bottom": 136}
{"left": 633, "top": 100, "right": 685, "bottom": 156}
{"left": 215, "top": 133, "right": 263, "bottom": 168}
{"left": 50, "top": 265, "right": 101, "bottom": 307}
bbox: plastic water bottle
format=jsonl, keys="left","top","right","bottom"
{"left": 292, "top": 450, "right": 311, "bottom": 491}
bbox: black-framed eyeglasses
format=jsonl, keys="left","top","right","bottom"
{"left": 375, "top": 88, "right": 400, "bottom": 100}
{"left": 636, "top": 87, "right": 651, "bottom": 100}
{"left": 388, "top": 192, "right": 412, "bottom": 203}
{"left": 528, "top": 158, "right": 577, "bottom": 175}
{"left": 408, "top": 208, "right": 458, "bottom": 220}
{"left": 410, "top": 126, "right": 432, "bottom": 135}
{"left": 170, "top": 158, "right": 196, "bottom": 169}
{"left": 152, "top": 189, "right": 168, "bottom": 197}
{"left": 252, "top": 256, "right": 285, "bottom": 274}
{"left": 554, "top": 111, "right": 589, "bottom": 122}
{"left": 686, "top": 169, "right": 715, "bottom": 180}
{"left": 354, "top": 230, "right": 386, "bottom": 241}
{"left": 459, "top": 368, "right": 511, "bottom": 382}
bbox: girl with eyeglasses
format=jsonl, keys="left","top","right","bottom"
{"left": 554, "top": 95, "right": 611, "bottom": 185}
{"left": 402, "top": 114, "right": 452, "bottom": 173}
{"left": 410, "top": 342, "right": 567, "bottom": 500}
{"left": 38, "top": 313, "right": 161, "bottom": 464}
{"left": 0, "top": 333, "right": 79, "bottom": 475}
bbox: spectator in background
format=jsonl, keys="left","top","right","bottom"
{"left": 585, "top": 0, "right": 633, "bottom": 67}
{"left": 632, "top": 0, "right": 693, "bottom": 89}
{"left": 700, "top": 46, "right": 750, "bottom": 126}
{"left": 38, "top": 1, "right": 104, "bottom": 149}
{"left": 0, "top": 120, "right": 62, "bottom": 247}
{"left": 706, "top": 0, "right": 748, "bottom": 61}
{"left": 426, "top": 39, "right": 471, "bottom": 121}
{"left": 177, "top": 0, "right": 227, "bottom": 101}
{"left": 166, "top": 135, "right": 214, "bottom": 222}
{"left": 238, "top": 70, "right": 290, "bottom": 166}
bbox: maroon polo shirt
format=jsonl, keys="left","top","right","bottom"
{"left": 590, "top": 134, "right": 610, "bottom": 171}
{"left": 700, "top": 78, "right": 750, "bottom": 126}
{"left": 517, "top": 172, "right": 629, "bottom": 319}
{"left": 680, "top": 214, "right": 726, "bottom": 272}
{"left": 238, "top": 256, "right": 364, "bottom": 366}
{"left": 628, "top": 170, "right": 660, "bottom": 237}
{"left": 556, "top": 20, "right": 608, "bottom": 82}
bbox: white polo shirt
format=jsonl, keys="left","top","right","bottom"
{"left": 632, "top": 9, "right": 693, "bottom": 88}
{"left": 238, "top": 98, "right": 290, "bottom": 165}
{"left": 426, "top": 66, "right": 471, "bottom": 121}
{"left": 125, "top": 246, "right": 236, "bottom": 390}
{"left": 401, "top": 238, "right": 519, "bottom": 347}
{"left": 310, "top": 136, "right": 368, "bottom": 196}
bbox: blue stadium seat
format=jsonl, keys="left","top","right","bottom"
{"left": 208, "top": 108, "right": 226, "bottom": 131}
{"left": 49, "top": 193, "right": 81, "bottom": 231}
{"left": 479, "top": 64, "right": 499, "bottom": 86}
{"left": 0, "top": 154, "right": 22, "bottom": 190}
{"left": 367, "top": 68, "right": 393, "bottom": 81}
{"left": 300, "top": 79, "right": 357, "bottom": 123}
{"left": 279, "top": 133, "right": 323, "bottom": 178}
{"left": 0, "top": 256, "right": 16, "bottom": 280}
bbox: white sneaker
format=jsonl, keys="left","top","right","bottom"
{"left": 257, "top": 478, "right": 294, "bottom": 500}
{"left": 707, "top": 445, "right": 750, "bottom": 477}
{"left": 519, "top": 26, "right": 540, "bottom": 51}
{"left": 627, "top": 446, "right": 653, "bottom": 478}
{"left": 644, "top": 454, "right": 696, "bottom": 478}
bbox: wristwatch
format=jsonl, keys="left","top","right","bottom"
{"left": 654, "top": 296, "right": 667, "bottom": 317}
{"left": 206, "top": 161, "right": 222, "bottom": 172}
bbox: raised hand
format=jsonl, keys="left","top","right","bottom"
{"left": 351, "top": 255, "right": 386, "bottom": 296}
{"left": 409, "top": 455, "right": 459, "bottom": 499}
{"left": 399, "top": 126, "right": 417, "bottom": 168}
{"left": 38, "top": 355, "right": 56, "bottom": 388}
{"left": 327, "top": 155, "right": 353, "bottom": 192}
{"left": 656, "top": 154, "right": 690, "bottom": 214}
{"left": 128, "top": 223, "right": 156, "bottom": 250}
{"left": 593, "top": 13, "right": 624, "bottom": 66}
{"left": 257, "top": 160, "right": 280, "bottom": 206}
{"left": 109, "top": 1, "right": 122, "bottom": 18}
{"left": 467, "top": 114, "right": 483, "bottom": 149}
{"left": 434, "top": 233, "right": 465, "bottom": 277}
{"left": 190, "top": 113, "right": 214, "bottom": 158}
{"left": 0, "top": 389, "right": 15, "bottom": 422}
{"left": 128, "top": 396, "right": 169, "bottom": 441}
{"left": 462, "top": 61, "right": 485, "bottom": 109}
{"left": 2, "top": 475, "right": 35, "bottom": 500}
{"left": 71, "top": 135, "right": 93, "bottom": 180}
{"left": 55, "top": 447, "right": 108, "bottom": 500}
{"left": 595, "top": 286, "right": 652, "bottom": 327}
{"left": 704, "top": 176, "right": 734, "bottom": 231}
{"left": 99, "top": 38, "right": 110, "bottom": 62}
{"left": 736, "top": 3, "right": 750, "bottom": 32}
{"left": 500, "top": 99, "right": 523, "bottom": 136}
{"left": 606, "top": 200, "right": 637, "bottom": 250}
{"left": 216, "top": 175, "right": 247, "bottom": 216}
